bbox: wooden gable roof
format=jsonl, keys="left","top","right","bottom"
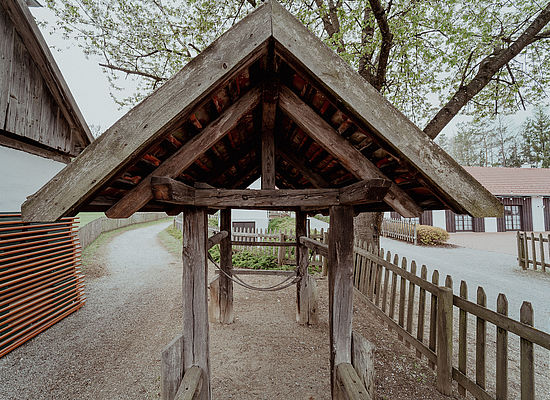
{"left": 0, "top": 0, "right": 93, "bottom": 162}
{"left": 21, "top": 1, "right": 502, "bottom": 222}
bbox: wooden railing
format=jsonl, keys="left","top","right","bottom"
{"left": 380, "top": 218, "right": 417, "bottom": 244}
{"left": 301, "top": 238, "right": 550, "bottom": 399}
{"left": 517, "top": 231, "right": 549, "bottom": 272}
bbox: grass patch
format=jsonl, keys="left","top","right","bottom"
{"left": 81, "top": 218, "right": 172, "bottom": 279}
{"left": 158, "top": 225, "right": 182, "bottom": 257}
{"left": 76, "top": 212, "right": 105, "bottom": 227}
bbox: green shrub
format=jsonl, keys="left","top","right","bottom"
{"left": 268, "top": 216, "right": 295, "bottom": 232}
{"left": 416, "top": 225, "right": 449, "bottom": 245}
{"left": 208, "top": 246, "right": 278, "bottom": 269}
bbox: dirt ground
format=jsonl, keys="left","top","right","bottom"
{"left": 0, "top": 221, "right": 460, "bottom": 399}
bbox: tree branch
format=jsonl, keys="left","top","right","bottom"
{"left": 367, "top": 0, "right": 393, "bottom": 91}
{"left": 424, "top": 2, "right": 550, "bottom": 139}
{"left": 99, "top": 63, "right": 167, "bottom": 81}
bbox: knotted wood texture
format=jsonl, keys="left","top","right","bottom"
{"left": 328, "top": 205, "right": 354, "bottom": 397}
{"left": 181, "top": 207, "right": 210, "bottom": 400}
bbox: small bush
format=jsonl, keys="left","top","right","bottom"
{"left": 416, "top": 225, "right": 449, "bottom": 245}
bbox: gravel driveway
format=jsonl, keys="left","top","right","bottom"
{"left": 380, "top": 237, "right": 550, "bottom": 331}
{"left": 0, "top": 221, "right": 182, "bottom": 400}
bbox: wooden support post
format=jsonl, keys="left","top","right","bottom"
{"left": 520, "top": 302, "right": 535, "bottom": 400}
{"left": 296, "top": 211, "right": 318, "bottom": 325}
{"left": 208, "top": 275, "right": 220, "bottom": 323}
{"left": 219, "top": 209, "right": 234, "bottom": 324}
{"left": 181, "top": 207, "right": 210, "bottom": 400}
{"left": 328, "top": 205, "right": 354, "bottom": 397}
{"left": 436, "top": 286, "right": 453, "bottom": 395}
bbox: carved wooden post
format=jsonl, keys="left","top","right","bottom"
{"left": 219, "top": 209, "right": 234, "bottom": 324}
{"left": 328, "top": 205, "right": 354, "bottom": 397}
{"left": 436, "top": 286, "right": 453, "bottom": 395}
{"left": 296, "top": 211, "right": 318, "bottom": 325}
{"left": 182, "top": 206, "right": 210, "bottom": 400}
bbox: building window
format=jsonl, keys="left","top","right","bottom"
{"left": 504, "top": 205, "right": 522, "bottom": 231}
{"left": 455, "top": 215, "right": 473, "bottom": 231}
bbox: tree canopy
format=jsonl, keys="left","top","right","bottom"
{"left": 44, "top": 0, "right": 550, "bottom": 137}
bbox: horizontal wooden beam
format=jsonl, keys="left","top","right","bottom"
{"left": 278, "top": 85, "right": 422, "bottom": 218}
{"left": 208, "top": 231, "right": 228, "bottom": 249}
{"left": 299, "top": 236, "right": 328, "bottom": 258}
{"left": 151, "top": 177, "right": 390, "bottom": 208}
{"left": 231, "top": 240, "right": 294, "bottom": 247}
{"left": 105, "top": 86, "right": 262, "bottom": 218}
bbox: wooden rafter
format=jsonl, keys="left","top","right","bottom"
{"left": 278, "top": 85, "right": 422, "bottom": 218}
{"left": 105, "top": 87, "right": 262, "bottom": 218}
{"left": 275, "top": 147, "right": 330, "bottom": 188}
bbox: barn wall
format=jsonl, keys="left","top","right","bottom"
{"left": 0, "top": 146, "right": 64, "bottom": 212}
{"left": 0, "top": 5, "right": 77, "bottom": 156}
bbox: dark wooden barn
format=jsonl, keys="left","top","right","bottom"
{"left": 22, "top": 1, "right": 502, "bottom": 398}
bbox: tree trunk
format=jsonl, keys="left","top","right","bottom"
{"left": 353, "top": 211, "right": 383, "bottom": 249}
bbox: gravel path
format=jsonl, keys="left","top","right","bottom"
{"left": 0, "top": 221, "right": 182, "bottom": 400}
{"left": 380, "top": 237, "right": 550, "bottom": 332}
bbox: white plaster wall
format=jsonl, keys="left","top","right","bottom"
{"left": 485, "top": 217, "right": 498, "bottom": 232}
{"left": 231, "top": 209, "right": 269, "bottom": 231}
{"left": 432, "top": 210, "right": 447, "bottom": 230}
{"left": 531, "top": 196, "right": 546, "bottom": 232}
{"left": 0, "top": 146, "right": 65, "bottom": 212}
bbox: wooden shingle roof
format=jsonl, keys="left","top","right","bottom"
{"left": 22, "top": 1, "right": 502, "bottom": 222}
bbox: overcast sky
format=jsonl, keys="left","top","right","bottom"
{"left": 30, "top": 6, "right": 532, "bottom": 140}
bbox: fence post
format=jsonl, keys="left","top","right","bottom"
{"left": 517, "top": 232, "right": 525, "bottom": 269}
{"left": 413, "top": 223, "right": 417, "bottom": 246}
{"left": 436, "top": 286, "right": 453, "bottom": 395}
{"left": 278, "top": 231, "right": 285, "bottom": 266}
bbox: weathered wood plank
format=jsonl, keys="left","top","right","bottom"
{"left": 219, "top": 209, "right": 234, "bottom": 324}
{"left": 278, "top": 85, "right": 422, "bottom": 218}
{"left": 397, "top": 257, "right": 407, "bottom": 340}
{"left": 458, "top": 280, "right": 468, "bottom": 396}
{"left": 0, "top": 5, "right": 14, "bottom": 131}
{"left": 208, "top": 275, "right": 220, "bottom": 323}
{"left": 436, "top": 286, "right": 453, "bottom": 395}
{"left": 161, "top": 334, "right": 185, "bottom": 400}
{"left": 335, "top": 363, "right": 371, "bottom": 400}
{"left": 271, "top": 0, "right": 502, "bottom": 218}
{"left": 1, "top": 0, "right": 92, "bottom": 147}
{"left": 428, "top": 270, "right": 439, "bottom": 369}
{"left": 476, "top": 287, "right": 487, "bottom": 391}
{"left": 22, "top": 4, "right": 272, "bottom": 222}
{"left": 175, "top": 366, "right": 203, "bottom": 400}
{"left": 181, "top": 207, "right": 210, "bottom": 400}
{"left": 520, "top": 302, "right": 534, "bottom": 400}
{"left": 406, "top": 260, "right": 417, "bottom": 347}
{"left": 106, "top": 87, "right": 262, "bottom": 218}
{"left": 328, "top": 205, "right": 354, "bottom": 396}
{"left": 261, "top": 79, "right": 278, "bottom": 189}
{"left": 151, "top": 177, "right": 390, "bottom": 208}
{"left": 416, "top": 265, "right": 427, "bottom": 359}
{"left": 296, "top": 211, "right": 310, "bottom": 324}
{"left": 351, "top": 332, "right": 375, "bottom": 399}
{"left": 232, "top": 268, "right": 294, "bottom": 276}
{"left": 496, "top": 293, "right": 508, "bottom": 400}
{"left": 300, "top": 236, "right": 328, "bottom": 257}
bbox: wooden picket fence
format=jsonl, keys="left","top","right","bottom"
{"left": 352, "top": 241, "right": 549, "bottom": 400}
{"left": 517, "top": 231, "right": 550, "bottom": 272}
{"left": 380, "top": 218, "right": 417, "bottom": 244}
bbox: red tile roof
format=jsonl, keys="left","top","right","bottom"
{"left": 462, "top": 166, "right": 550, "bottom": 196}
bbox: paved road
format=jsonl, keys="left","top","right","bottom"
{"left": 380, "top": 237, "right": 550, "bottom": 332}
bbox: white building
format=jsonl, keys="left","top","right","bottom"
{"left": 388, "top": 167, "right": 550, "bottom": 233}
